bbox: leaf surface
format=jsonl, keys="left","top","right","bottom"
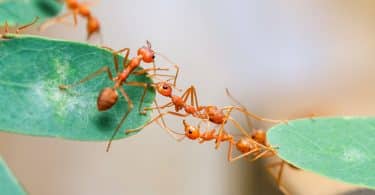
{"left": 267, "top": 117, "right": 375, "bottom": 189}
{"left": 0, "top": 0, "right": 62, "bottom": 25}
{"left": 0, "top": 34, "right": 155, "bottom": 141}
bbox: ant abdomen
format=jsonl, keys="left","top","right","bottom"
{"left": 236, "top": 137, "right": 253, "bottom": 153}
{"left": 97, "top": 88, "right": 118, "bottom": 111}
{"left": 87, "top": 16, "right": 100, "bottom": 39}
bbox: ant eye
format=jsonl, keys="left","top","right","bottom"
{"left": 188, "top": 130, "right": 192, "bottom": 134}
{"left": 152, "top": 55, "right": 155, "bottom": 59}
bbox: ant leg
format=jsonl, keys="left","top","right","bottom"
{"left": 225, "top": 106, "right": 283, "bottom": 124}
{"left": 225, "top": 88, "right": 254, "bottom": 130}
{"left": 228, "top": 117, "right": 250, "bottom": 137}
{"left": 227, "top": 141, "right": 234, "bottom": 160}
{"left": 144, "top": 102, "right": 174, "bottom": 111}
{"left": 267, "top": 161, "right": 286, "bottom": 187}
{"left": 15, "top": 16, "right": 39, "bottom": 34}
{"left": 124, "top": 81, "right": 149, "bottom": 114}
{"left": 72, "top": 11, "right": 78, "bottom": 27}
{"left": 172, "top": 64, "right": 180, "bottom": 87}
{"left": 125, "top": 112, "right": 167, "bottom": 134}
{"left": 188, "top": 86, "right": 202, "bottom": 107}
{"left": 131, "top": 67, "right": 169, "bottom": 75}
{"left": 215, "top": 107, "right": 235, "bottom": 149}
{"left": 228, "top": 145, "right": 260, "bottom": 162}
{"left": 248, "top": 149, "right": 274, "bottom": 162}
{"left": 39, "top": 12, "right": 76, "bottom": 32}
{"left": 154, "top": 52, "right": 179, "bottom": 81}
{"left": 227, "top": 117, "right": 270, "bottom": 151}
{"left": 277, "top": 161, "right": 285, "bottom": 187}
{"left": 59, "top": 66, "right": 113, "bottom": 90}
{"left": 4, "top": 20, "right": 9, "bottom": 34}
{"left": 181, "top": 87, "right": 193, "bottom": 102}
{"left": 106, "top": 87, "right": 133, "bottom": 152}
{"left": 127, "top": 111, "right": 189, "bottom": 133}
{"left": 266, "top": 161, "right": 292, "bottom": 195}
{"left": 125, "top": 111, "right": 187, "bottom": 140}
{"left": 102, "top": 47, "right": 130, "bottom": 73}
{"left": 179, "top": 87, "right": 199, "bottom": 110}
{"left": 183, "top": 85, "right": 199, "bottom": 108}
{"left": 152, "top": 100, "right": 184, "bottom": 141}
{"left": 146, "top": 73, "right": 175, "bottom": 79}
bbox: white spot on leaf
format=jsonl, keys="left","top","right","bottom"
{"left": 342, "top": 148, "right": 364, "bottom": 162}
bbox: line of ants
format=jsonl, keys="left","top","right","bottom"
{"left": 53, "top": 40, "right": 297, "bottom": 193}
{"left": 1, "top": 17, "right": 299, "bottom": 195}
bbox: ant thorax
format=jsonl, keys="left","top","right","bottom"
{"left": 171, "top": 96, "right": 185, "bottom": 111}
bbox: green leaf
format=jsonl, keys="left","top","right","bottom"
{"left": 267, "top": 117, "right": 375, "bottom": 189}
{"left": 0, "top": 0, "right": 62, "bottom": 25}
{"left": 0, "top": 157, "right": 26, "bottom": 195}
{"left": 0, "top": 34, "right": 155, "bottom": 141}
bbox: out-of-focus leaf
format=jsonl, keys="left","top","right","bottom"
{"left": 0, "top": 34, "right": 155, "bottom": 141}
{"left": 0, "top": 157, "right": 26, "bottom": 195}
{"left": 268, "top": 117, "right": 375, "bottom": 189}
{"left": 0, "top": 0, "right": 62, "bottom": 25}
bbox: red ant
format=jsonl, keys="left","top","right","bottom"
{"left": 180, "top": 120, "right": 277, "bottom": 162}
{"left": 225, "top": 89, "right": 298, "bottom": 195}
{"left": 1, "top": 17, "right": 39, "bottom": 38}
{"left": 40, "top": 0, "right": 101, "bottom": 40}
{"left": 125, "top": 82, "right": 282, "bottom": 149}
{"left": 59, "top": 41, "right": 177, "bottom": 151}
{"left": 182, "top": 108, "right": 293, "bottom": 194}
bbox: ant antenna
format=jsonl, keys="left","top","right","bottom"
{"left": 225, "top": 88, "right": 254, "bottom": 130}
{"left": 155, "top": 52, "right": 179, "bottom": 87}
{"left": 87, "top": 31, "right": 104, "bottom": 45}
{"left": 146, "top": 40, "right": 152, "bottom": 48}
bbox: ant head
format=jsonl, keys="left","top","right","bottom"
{"left": 183, "top": 120, "right": 200, "bottom": 140}
{"left": 87, "top": 16, "right": 100, "bottom": 39}
{"left": 155, "top": 82, "right": 172, "bottom": 97}
{"left": 137, "top": 40, "right": 155, "bottom": 63}
{"left": 236, "top": 137, "right": 252, "bottom": 153}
